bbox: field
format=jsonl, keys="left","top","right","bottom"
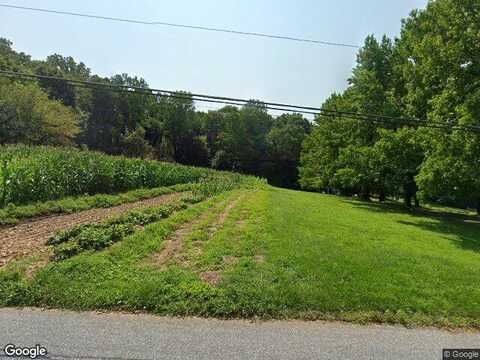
{"left": 1, "top": 154, "right": 480, "bottom": 329}
{"left": 0, "top": 144, "right": 256, "bottom": 225}
{"left": 0, "top": 145, "right": 220, "bottom": 207}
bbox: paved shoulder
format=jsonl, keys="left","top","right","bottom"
{"left": 0, "top": 309, "right": 478, "bottom": 360}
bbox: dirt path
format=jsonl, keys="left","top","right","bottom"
{"left": 150, "top": 195, "right": 242, "bottom": 280}
{"left": 150, "top": 201, "right": 218, "bottom": 268}
{"left": 0, "top": 193, "right": 183, "bottom": 268}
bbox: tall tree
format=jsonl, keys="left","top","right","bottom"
{"left": 266, "top": 113, "right": 311, "bottom": 188}
{"left": 397, "top": 0, "right": 480, "bottom": 212}
{"left": 214, "top": 101, "right": 272, "bottom": 174}
{"left": 0, "top": 80, "right": 79, "bottom": 145}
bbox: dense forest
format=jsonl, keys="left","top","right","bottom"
{"left": 0, "top": 0, "right": 479, "bottom": 212}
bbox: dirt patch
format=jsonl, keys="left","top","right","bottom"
{"left": 25, "top": 251, "right": 52, "bottom": 279}
{"left": 0, "top": 193, "right": 183, "bottom": 268}
{"left": 254, "top": 255, "right": 265, "bottom": 263}
{"left": 206, "top": 196, "right": 243, "bottom": 237}
{"left": 222, "top": 256, "right": 240, "bottom": 266}
{"left": 150, "top": 195, "right": 242, "bottom": 271}
{"left": 149, "top": 204, "right": 216, "bottom": 268}
{"left": 200, "top": 271, "right": 222, "bottom": 286}
{"left": 150, "top": 222, "right": 197, "bottom": 268}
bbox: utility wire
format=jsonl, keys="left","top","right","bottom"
{"left": 1, "top": 70, "right": 479, "bottom": 133}
{"left": 0, "top": 3, "right": 360, "bottom": 49}
{"left": 0, "top": 70, "right": 442, "bottom": 129}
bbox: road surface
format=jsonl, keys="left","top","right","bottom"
{"left": 0, "top": 308, "right": 478, "bottom": 360}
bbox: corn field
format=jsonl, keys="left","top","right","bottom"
{"left": 0, "top": 145, "right": 227, "bottom": 207}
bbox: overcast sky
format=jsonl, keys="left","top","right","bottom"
{"left": 0, "top": 0, "right": 428, "bottom": 111}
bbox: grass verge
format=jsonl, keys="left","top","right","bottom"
{"left": 1, "top": 187, "right": 479, "bottom": 329}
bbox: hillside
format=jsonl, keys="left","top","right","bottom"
{"left": 1, "top": 166, "right": 479, "bottom": 328}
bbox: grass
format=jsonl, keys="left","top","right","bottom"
{"left": 1, "top": 187, "right": 479, "bottom": 328}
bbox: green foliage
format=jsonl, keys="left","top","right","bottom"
{"left": 0, "top": 183, "right": 196, "bottom": 225}
{"left": 299, "top": 93, "right": 359, "bottom": 192}
{"left": 46, "top": 175, "right": 264, "bottom": 261}
{"left": 0, "top": 80, "right": 80, "bottom": 145}
{"left": 192, "top": 173, "right": 264, "bottom": 198}
{"left": 119, "top": 127, "right": 153, "bottom": 159}
{"left": 0, "top": 144, "right": 223, "bottom": 207}
{"left": 52, "top": 242, "right": 83, "bottom": 262}
{"left": 1, "top": 37, "right": 312, "bottom": 188}
{"left": 49, "top": 200, "right": 190, "bottom": 260}
{"left": 265, "top": 114, "right": 312, "bottom": 188}
{"left": 214, "top": 102, "right": 272, "bottom": 174}
{"left": 300, "top": 0, "right": 480, "bottom": 212}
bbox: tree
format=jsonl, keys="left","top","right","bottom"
{"left": 266, "top": 113, "right": 311, "bottom": 188}
{"left": 396, "top": 0, "right": 480, "bottom": 212}
{"left": 215, "top": 101, "right": 272, "bottom": 175}
{"left": 299, "top": 92, "right": 361, "bottom": 193}
{"left": 348, "top": 35, "right": 399, "bottom": 143}
{"left": 373, "top": 128, "right": 424, "bottom": 206}
{"left": 34, "top": 55, "right": 90, "bottom": 108}
{"left": 0, "top": 38, "right": 33, "bottom": 72}
{"left": 0, "top": 80, "right": 79, "bottom": 145}
{"left": 416, "top": 90, "right": 480, "bottom": 212}
{"left": 201, "top": 109, "right": 229, "bottom": 159}
{"left": 81, "top": 80, "right": 117, "bottom": 153}
{"left": 333, "top": 145, "right": 380, "bottom": 200}
{"left": 119, "top": 126, "right": 153, "bottom": 159}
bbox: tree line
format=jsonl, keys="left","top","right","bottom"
{"left": 300, "top": 0, "right": 480, "bottom": 213}
{"left": 0, "top": 0, "right": 479, "bottom": 212}
{"left": 0, "top": 39, "right": 311, "bottom": 189}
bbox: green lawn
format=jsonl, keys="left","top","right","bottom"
{"left": 1, "top": 187, "right": 479, "bottom": 328}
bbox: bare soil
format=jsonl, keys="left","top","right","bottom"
{"left": 200, "top": 271, "right": 222, "bottom": 286}
{"left": 0, "top": 193, "right": 182, "bottom": 268}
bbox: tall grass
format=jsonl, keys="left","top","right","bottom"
{"left": 0, "top": 145, "right": 259, "bottom": 207}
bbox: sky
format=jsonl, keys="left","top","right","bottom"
{"left": 0, "top": 0, "right": 429, "bottom": 111}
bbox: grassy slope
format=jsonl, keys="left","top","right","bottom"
{"left": 258, "top": 188, "right": 480, "bottom": 326}
{"left": 1, "top": 187, "right": 479, "bottom": 328}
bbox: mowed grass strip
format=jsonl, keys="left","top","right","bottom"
{"left": 1, "top": 187, "right": 479, "bottom": 328}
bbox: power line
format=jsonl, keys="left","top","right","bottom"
{"left": 1, "top": 70, "right": 476, "bottom": 132}
{"left": 1, "top": 70, "right": 479, "bottom": 133}
{"left": 0, "top": 3, "right": 360, "bottom": 49}
{"left": 5, "top": 71, "right": 446, "bottom": 129}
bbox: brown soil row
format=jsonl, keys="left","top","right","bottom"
{"left": 0, "top": 193, "right": 183, "bottom": 268}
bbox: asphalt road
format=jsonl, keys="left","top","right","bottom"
{"left": 0, "top": 308, "right": 478, "bottom": 360}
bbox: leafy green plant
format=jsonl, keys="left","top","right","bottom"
{"left": 0, "top": 145, "right": 239, "bottom": 207}
{"left": 53, "top": 242, "right": 83, "bottom": 262}
{"left": 49, "top": 196, "right": 205, "bottom": 261}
